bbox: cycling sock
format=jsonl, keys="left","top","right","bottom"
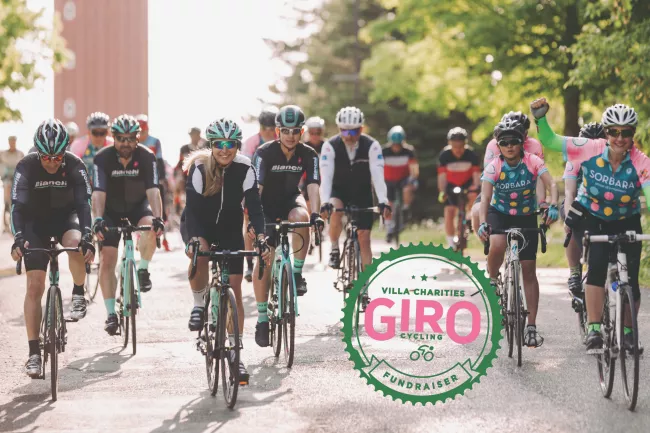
{"left": 104, "top": 298, "right": 116, "bottom": 315}
{"left": 294, "top": 258, "right": 305, "bottom": 275}
{"left": 246, "top": 257, "right": 253, "bottom": 269}
{"left": 446, "top": 236, "right": 455, "bottom": 248}
{"left": 192, "top": 289, "right": 206, "bottom": 307}
{"left": 588, "top": 322, "right": 601, "bottom": 333}
{"left": 138, "top": 259, "right": 150, "bottom": 270}
{"left": 28, "top": 340, "right": 40, "bottom": 356}
{"left": 624, "top": 326, "right": 633, "bottom": 335}
{"left": 72, "top": 284, "right": 84, "bottom": 296}
{"left": 569, "top": 265, "right": 581, "bottom": 277}
{"left": 257, "top": 302, "right": 269, "bottom": 323}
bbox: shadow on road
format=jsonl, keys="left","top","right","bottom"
{"left": 0, "top": 393, "right": 55, "bottom": 432}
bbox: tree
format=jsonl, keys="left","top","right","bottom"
{"left": 0, "top": 0, "right": 68, "bottom": 122}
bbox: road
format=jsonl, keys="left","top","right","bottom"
{"left": 0, "top": 231, "right": 649, "bottom": 433}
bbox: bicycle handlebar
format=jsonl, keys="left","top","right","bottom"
{"left": 188, "top": 240, "right": 264, "bottom": 281}
{"left": 584, "top": 232, "right": 650, "bottom": 244}
{"left": 16, "top": 247, "right": 91, "bottom": 275}
{"left": 483, "top": 226, "right": 548, "bottom": 256}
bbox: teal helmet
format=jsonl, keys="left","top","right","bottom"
{"left": 388, "top": 125, "right": 406, "bottom": 144}
{"left": 275, "top": 105, "right": 306, "bottom": 128}
{"left": 33, "top": 118, "right": 70, "bottom": 156}
{"left": 206, "top": 118, "right": 243, "bottom": 143}
{"left": 111, "top": 114, "right": 141, "bottom": 134}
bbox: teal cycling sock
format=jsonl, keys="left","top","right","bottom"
{"left": 104, "top": 298, "right": 116, "bottom": 315}
{"left": 294, "top": 258, "right": 305, "bottom": 275}
{"left": 138, "top": 259, "right": 149, "bottom": 270}
{"left": 257, "top": 302, "right": 269, "bottom": 323}
{"left": 569, "top": 265, "right": 581, "bottom": 277}
{"left": 588, "top": 323, "right": 601, "bottom": 333}
{"left": 624, "top": 326, "right": 633, "bottom": 335}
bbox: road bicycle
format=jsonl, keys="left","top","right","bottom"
{"left": 84, "top": 238, "right": 101, "bottom": 302}
{"left": 449, "top": 186, "right": 473, "bottom": 256}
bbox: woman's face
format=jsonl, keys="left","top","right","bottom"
{"left": 497, "top": 136, "right": 523, "bottom": 161}
{"left": 210, "top": 140, "right": 239, "bottom": 166}
{"left": 606, "top": 126, "right": 635, "bottom": 155}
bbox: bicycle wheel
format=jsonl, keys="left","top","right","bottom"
{"left": 597, "top": 290, "right": 616, "bottom": 397}
{"left": 203, "top": 294, "right": 218, "bottom": 394}
{"left": 281, "top": 262, "right": 296, "bottom": 368}
{"left": 501, "top": 280, "right": 513, "bottom": 358}
{"left": 352, "top": 240, "right": 363, "bottom": 333}
{"left": 220, "top": 287, "right": 240, "bottom": 408}
{"left": 127, "top": 260, "right": 137, "bottom": 355}
{"left": 271, "top": 267, "right": 282, "bottom": 358}
{"left": 619, "top": 284, "right": 640, "bottom": 411}
{"left": 339, "top": 239, "right": 351, "bottom": 308}
{"left": 456, "top": 209, "right": 467, "bottom": 255}
{"left": 49, "top": 287, "right": 59, "bottom": 401}
{"left": 118, "top": 263, "right": 129, "bottom": 349}
{"left": 85, "top": 241, "right": 101, "bottom": 302}
{"left": 512, "top": 263, "right": 523, "bottom": 367}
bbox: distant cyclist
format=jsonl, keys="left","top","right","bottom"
{"left": 382, "top": 125, "right": 419, "bottom": 242}
{"left": 65, "top": 122, "right": 79, "bottom": 143}
{"left": 69, "top": 112, "right": 114, "bottom": 184}
{"left": 174, "top": 127, "right": 207, "bottom": 215}
{"left": 300, "top": 116, "right": 326, "bottom": 215}
{"left": 1, "top": 135, "right": 25, "bottom": 229}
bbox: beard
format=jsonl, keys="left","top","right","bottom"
{"left": 117, "top": 145, "right": 134, "bottom": 159}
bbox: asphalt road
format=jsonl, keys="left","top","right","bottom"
{"left": 0, "top": 231, "right": 649, "bottom": 433}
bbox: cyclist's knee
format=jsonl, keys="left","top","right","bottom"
{"left": 357, "top": 230, "right": 371, "bottom": 243}
{"left": 61, "top": 229, "right": 81, "bottom": 247}
{"left": 520, "top": 260, "right": 537, "bottom": 278}
{"left": 289, "top": 206, "right": 309, "bottom": 222}
{"left": 26, "top": 271, "right": 46, "bottom": 297}
{"left": 487, "top": 235, "right": 506, "bottom": 255}
{"left": 99, "top": 247, "right": 118, "bottom": 267}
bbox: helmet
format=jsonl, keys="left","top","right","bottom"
{"left": 493, "top": 117, "right": 526, "bottom": 141}
{"left": 387, "top": 125, "right": 406, "bottom": 144}
{"left": 111, "top": 114, "right": 141, "bottom": 135}
{"left": 33, "top": 119, "right": 70, "bottom": 156}
{"left": 335, "top": 106, "right": 364, "bottom": 129}
{"left": 447, "top": 127, "right": 468, "bottom": 141}
{"left": 601, "top": 103, "right": 638, "bottom": 127}
{"left": 276, "top": 105, "right": 306, "bottom": 128}
{"left": 500, "top": 111, "right": 530, "bottom": 134}
{"left": 579, "top": 122, "right": 606, "bottom": 139}
{"left": 86, "top": 112, "right": 110, "bottom": 129}
{"left": 135, "top": 114, "right": 149, "bottom": 130}
{"left": 305, "top": 116, "right": 325, "bottom": 129}
{"left": 206, "top": 118, "right": 243, "bottom": 142}
{"left": 65, "top": 121, "right": 79, "bottom": 136}
{"left": 259, "top": 106, "right": 279, "bottom": 128}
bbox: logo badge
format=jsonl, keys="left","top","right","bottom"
{"left": 342, "top": 243, "right": 501, "bottom": 405}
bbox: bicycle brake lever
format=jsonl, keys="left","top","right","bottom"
{"left": 189, "top": 241, "right": 199, "bottom": 280}
{"left": 16, "top": 257, "right": 22, "bottom": 275}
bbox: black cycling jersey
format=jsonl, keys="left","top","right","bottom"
{"left": 306, "top": 140, "right": 324, "bottom": 156}
{"left": 183, "top": 152, "right": 264, "bottom": 239}
{"left": 11, "top": 151, "right": 92, "bottom": 238}
{"left": 253, "top": 140, "right": 320, "bottom": 212}
{"left": 93, "top": 144, "right": 158, "bottom": 213}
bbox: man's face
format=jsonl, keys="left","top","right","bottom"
{"left": 39, "top": 153, "right": 64, "bottom": 174}
{"left": 307, "top": 128, "right": 323, "bottom": 146}
{"left": 89, "top": 128, "right": 108, "bottom": 147}
{"left": 260, "top": 126, "right": 276, "bottom": 142}
{"left": 189, "top": 131, "right": 201, "bottom": 145}
{"left": 449, "top": 139, "right": 465, "bottom": 153}
{"left": 114, "top": 133, "right": 139, "bottom": 159}
{"left": 8, "top": 137, "right": 17, "bottom": 150}
{"left": 340, "top": 127, "right": 362, "bottom": 146}
{"left": 278, "top": 127, "right": 302, "bottom": 150}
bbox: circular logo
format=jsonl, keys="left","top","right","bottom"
{"left": 342, "top": 244, "right": 501, "bottom": 405}
{"left": 572, "top": 137, "right": 589, "bottom": 147}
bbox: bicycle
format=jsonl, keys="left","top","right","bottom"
{"left": 564, "top": 228, "right": 589, "bottom": 345}
{"left": 104, "top": 219, "right": 159, "bottom": 355}
{"left": 582, "top": 230, "right": 650, "bottom": 411}
{"left": 189, "top": 240, "right": 262, "bottom": 409}
{"left": 308, "top": 223, "right": 323, "bottom": 263}
{"left": 265, "top": 219, "right": 317, "bottom": 368}
{"left": 84, "top": 238, "right": 101, "bottom": 302}
{"left": 484, "top": 218, "right": 548, "bottom": 367}
{"left": 16, "top": 239, "right": 90, "bottom": 401}
{"left": 449, "top": 186, "right": 474, "bottom": 255}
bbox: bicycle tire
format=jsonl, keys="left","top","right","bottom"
{"left": 619, "top": 284, "right": 640, "bottom": 411}
{"left": 271, "top": 265, "right": 282, "bottom": 358}
{"left": 394, "top": 198, "right": 401, "bottom": 248}
{"left": 456, "top": 207, "right": 467, "bottom": 255}
{"left": 281, "top": 262, "right": 296, "bottom": 368}
{"left": 352, "top": 239, "right": 363, "bottom": 334}
{"left": 85, "top": 241, "right": 101, "bottom": 302}
{"left": 220, "top": 287, "right": 240, "bottom": 408}
{"left": 513, "top": 263, "right": 523, "bottom": 367}
{"left": 503, "top": 281, "right": 513, "bottom": 359}
{"left": 340, "top": 239, "right": 351, "bottom": 309}
{"left": 597, "top": 290, "right": 615, "bottom": 398}
{"left": 204, "top": 293, "right": 218, "bottom": 394}
{"left": 49, "top": 287, "right": 59, "bottom": 401}
{"left": 128, "top": 260, "right": 137, "bottom": 355}
{"left": 119, "top": 262, "right": 129, "bottom": 349}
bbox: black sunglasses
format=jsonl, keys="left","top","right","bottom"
{"left": 606, "top": 128, "right": 635, "bottom": 138}
{"left": 91, "top": 129, "right": 107, "bottom": 137}
{"left": 115, "top": 135, "right": 138, "bottom": 144}
{"left": 497, "top": 138, "right": 523, "bottom": 147}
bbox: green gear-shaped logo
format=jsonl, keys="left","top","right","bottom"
{"left": 342, "top": 243, "right": 502, "bottom": 406}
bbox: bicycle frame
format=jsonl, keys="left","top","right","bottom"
{"left": 116, "top": 233, "right": 141, "bottom": 317}
{"left": 503, "top": 236, "right": 527, "bottom": 318}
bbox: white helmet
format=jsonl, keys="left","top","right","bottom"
{"left": 305, "top": 116, "right": 325, "bottom": 129}
{"left": 65, "top": 121, "right": 79, "bottom": 136}
{"left": 602, "top": 104, "right": 638, "bottom": 127}
{"left": 335, "top": 106, "right": 364, "bottom": 129}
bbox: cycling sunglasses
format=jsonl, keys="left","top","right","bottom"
{"left": 606, "top": 128, "right": 635, "bottom": 138}
{"left": 91, "top": 129, "right": 108, "bottom": 137}
{"left": 308, "top": 129, "right": 323, "bottom": 136}
{"left": 497, "top": 138, "right": 524, "bottom": 147}
{"left": 40, "top": 154, "right": 64, "bottom": 163}
{"left": 279, "top": 127, "right": 302, "bottom": 135}
{"left": 115, "top": 135, "right": 138, "bottom": 144}
{"left": 340, "top": 128, "right": 361, "bottom": 137}
{"left": 209, "top": 139, "right": 239, "bottom": 150}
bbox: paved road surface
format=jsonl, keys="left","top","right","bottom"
{"left": 0, "top": 231, "right": 648, "bottom": 433}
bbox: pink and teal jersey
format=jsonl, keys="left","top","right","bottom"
{"left": 481, "top": 152, "right": 547, "bottom": 216}
{"left": 483, "top": 137, "right": 544, "bottom": 167}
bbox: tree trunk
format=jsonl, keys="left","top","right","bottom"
{"left": 563, "top": 3, "right": 580, "bottom": 136}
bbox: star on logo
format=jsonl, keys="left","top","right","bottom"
{"left": 411, "top": 275, "right": 416, "bottom": 280}
{"left": 420, "top": 274, "right": 428, "bottom": 281}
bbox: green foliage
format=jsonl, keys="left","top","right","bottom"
{"left": 0, "top": 0, "right": 68, "bottom": 122}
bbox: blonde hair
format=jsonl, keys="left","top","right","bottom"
{"left": 182, "top": 148, "right": 223, "bottom": 197}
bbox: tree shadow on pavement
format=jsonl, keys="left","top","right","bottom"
{"left": 0, "top": 393, "right": 55, "bottom": 432}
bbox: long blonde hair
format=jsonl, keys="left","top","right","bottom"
{"left": 182, "top": 148, "right": 223, "bottom": 197}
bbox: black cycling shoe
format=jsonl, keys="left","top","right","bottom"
{"left": 25, "top": 354, "right": 42, "bottom": 378}
{"left": 138, "top": 268, "right": 152, "bottom": 292}
{"left": 568, "top": 273, "right": 582, "bottom": 297}
{"left": 295, "top": 274, "right": 307, "bottom": 296}
{"left": 188, "top": 306, "right": 205, "bottom": 331}
{"left": 255, "top": 321, "right": 270, "bottom": 347}
{"left": 104, "top": 313, "right": 119, "bottom": 336}
{"left": 524, "top": 325, "right": 544, "bottom": 348}
{"left": 328, "top": 250, "right": 340, "bottom": 269}
{"left": 585, "top": 330, "right": 603, "bottom": 353}
{"left": 622, "top": 332, "right": 645, "bottom": 355}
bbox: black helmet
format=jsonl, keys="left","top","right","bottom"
{"left": 447, "top": 127, "right": 468, "bottom": 141}
{"left": 276, "top": 105, "right": 306, "bottom": 128}
{"left": 493, "top": 116, "right": 527, "bottom": 141}
{"left": 500, "top": 111, "right": 530, "bottom": 135}
{"left": 86, "top": 112, "right": 110, "bottom": 129}
{"left": 259, "top": 106, "right": 279, "bottom": 128}
{"left": 579, "top": 122, "right": 606, "bottom": 139}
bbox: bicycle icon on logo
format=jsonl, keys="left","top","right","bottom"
{"left": 409, "top": 345, "right": 435, "bottom": 361}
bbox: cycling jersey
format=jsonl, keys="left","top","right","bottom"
{"left": 253, "top": 140, "right": 320, "bottom": 214}
{"left": 242, "top": 133, "right": 277, "bottom": 159}
{"left": 382, "top": 143, "right": 416, "bottom": 182}
{"left": 438, "top": 146, "right": 481, "bottom": 187}
{"left": 69, "top": 136, "right": 114, "bottom": 184}
{"left": 0, "top": 149, "right": 25, "bottom": 182}
{"left": 93, "top": 144, "right": 158, "bottom": 213}
{"left": 482, "top": 152, "right": 547, "bottom": 216}
{"left": 10, "top": 152, "right": 92, "bottom": 238}
{"left": 141, "top": 135, "right": 162, "bottom": 159}
{"left": 483, "top": 137, "right": 544, "bottom": 167}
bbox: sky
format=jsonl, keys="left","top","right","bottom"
{"left": 0, "top": 0, "right": 317, "bottom": 157}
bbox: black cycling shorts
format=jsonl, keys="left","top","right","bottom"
{"left": 444, "top": 181, "right": 474, "bottom": 207}
{"left": 576, "top": 213, "right": 642, "bottom": 301}
{"left": 330, "top": 187, "right": 374, "bottom": 231}
{"left": 264, "top": 193, "right": 307, "bottom": 248}
{"left": 23, "top": 212, "right": 80, "bottom": 271}
{"left": 386, "top": 180, "right": 408, "bottom": 203}
{"left": 102, "top": 202, "right": 154, "bottom": 248}
{"left": 487, "top": 206, "right": 539, "bottom": 261}
{"left": 180, "top": 218, "right": 245, "bottom": 275}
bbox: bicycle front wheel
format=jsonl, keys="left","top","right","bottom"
{"left": 118, "top": 263, "right": 129, "bottom": 349}
{"left": 203, "top": 294, "right": 218, "bottom": 394}
{"left": 220, "top": 287, "right": 240, "bottom": 408}
{"left": 512, "top": 263, "right": 524, "bottom": 367}
{"left": 49, "top": 287, "right": 60, "bottom": 401}
{"left": 597, "top": 290, "right": 615, "bottom": 398}
{"left": 394, "top": 200, "right": 401, "bottom": 248}
{"left": 128, "top": 260, "right": 137, "bottom": 355}
{"left": 281, "top": 262, "right": 296, "bottom": 368}
{"left": 619, "top": 284, "right": 640, "bottom": 411}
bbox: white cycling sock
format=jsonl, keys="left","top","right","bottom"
{"left": 446, "top": 236, "right": 455, "bottom": 248}
{"left": 192, "top": 289, "right": 206, "bottom": 307}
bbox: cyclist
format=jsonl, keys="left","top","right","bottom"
{"left": 251, "top": 105, "right": 323, "bottom": 347}
{"left": 320, "top": 106, "right": 391, "bottom": 269}
{"left": 438, "top": 127, "right": 481, "bottom": 250}
{"left": 181, "top": 118, "right": 270, "bottom": 385}
{"left": 382, "top": 125, "right": 419, "bottom": 242}
{"left": 66, "top": 122, "right": 79, "bottom": 143}
{"left": 242, "top": 106, "right": 279, "bottom": 281}
{"left": 174, "top": 127, "right": 207, "bottom": 215}
{"left": 470, "top": 112, "right": 546, "bottom": 234}
{"left": 1, "top": 135, "right": 25, "bottom": 230}
{"left": 530, "top": 97, "right": 650, "bottom": 353}
{"left": 10, "top": 119, "right": 95, "bottom": 378}
{"left": 562, "top": 122, "right": 606, "bottom": 298}
{"left": 91, "top": 115, "right": 164, "bottom": 336}
{"left": 477, "top": 117, "right": 559, "bottom": 348}
{"left": 69, "top": 112, "right": 114, "bottom": 184}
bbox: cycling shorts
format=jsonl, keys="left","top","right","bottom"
{"left": 264, "top": 194, "right": 308, "bottom": 248}
{"left": 444, "top": 181, "right": 474, "bottom": 207}
{"left": 487, "top": 207, "right": 539, "bottom": 261}
{"left": 330, "top": 187, "right": 374, "bottom": 231}
{"left": 23, "top": 211, "right": 80, "bottom": 271}
{"left": 386, "top": 179, "right": 409, "bottom": 203}
{"left": 180, "top": 217, "right": 245, "bottom": 275}
{"left": 102, "top": 202, "right": 153, "bottom": 248}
